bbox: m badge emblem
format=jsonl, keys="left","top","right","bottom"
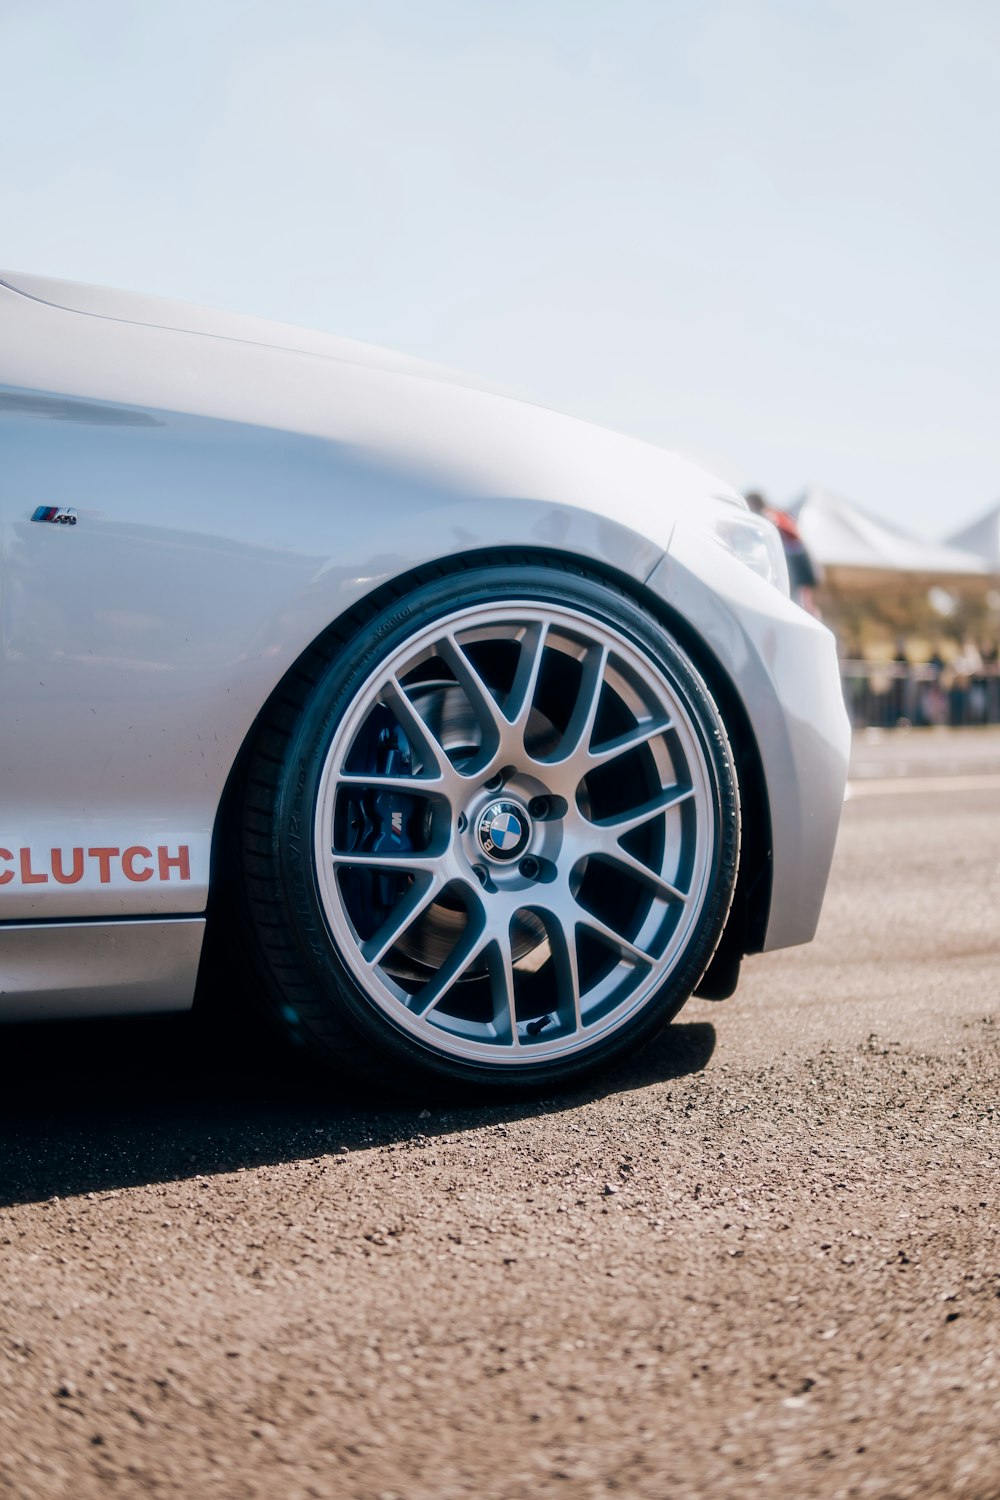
{"left": 32, "top": 506, "right": 78, "bottom": 525}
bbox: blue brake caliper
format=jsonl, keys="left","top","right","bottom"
{"left": 346, "top": 707, "right": 420, "bottom": 934}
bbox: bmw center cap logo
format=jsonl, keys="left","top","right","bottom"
{"left": 477, "top": 801, "right": 530, "bottom": 862}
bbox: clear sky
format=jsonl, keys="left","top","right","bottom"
{"left": 2, "top": 0, "right": 997, "bottom": 538}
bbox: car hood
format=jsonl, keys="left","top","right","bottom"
{"left": 0, "top": 270, "right": 515, "bottom": 396}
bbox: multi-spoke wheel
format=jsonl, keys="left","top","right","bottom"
{"left": 239, "top": 562, "right": 740, "bottom": 1092}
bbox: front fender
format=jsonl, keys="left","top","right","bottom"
{"left": 649, "top": 520, "right": 850, "bottom": 952}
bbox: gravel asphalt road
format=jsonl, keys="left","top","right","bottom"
{"left": 1, "top": 733, "right": 998, "bottom": 1500}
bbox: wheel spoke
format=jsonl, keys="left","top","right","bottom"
{"left": 573, "top": 905, "right": 653, "bottom": 969}
{"left": 593, "top": 846, "right": 687, "bottom": 903}
{"left": 436, "top": 635, "right": 507, "bottom": 753}
{"left": 591, "top": 784, "right": 695, "bottom": 836}
{"left": 487, "top": 932, "right": 520, "bottom": 1046}
{"left": 361, "top": 871, "right": 447, "bottom": 966}
{"left": 329, "top": 848, "right": 442, "bottom": 873}
{"left": 549, "top": 642, "right": 609, "bottom": 765}
{"left": 381, "top": 675, "right": 451, "bottom": 778}
{"left": 547, "top": 918, "right": 583, "bottom": 1032}
{"left": 336, "top": 769, "right": 446, "bottom": 795}
{"left": 586, "top": 714, "right": 673, "bottom": 770}
{"left": 505, "top": 620, "right": 549, "bottom": 729}
{"left": 410, "top": 912, "right": 489, "bottom": 1016}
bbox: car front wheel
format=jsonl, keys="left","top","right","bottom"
{"left": 239, "top": 559, "right": 740, "bottom": 1093}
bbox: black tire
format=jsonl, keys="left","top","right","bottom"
{"left": 236, "top": 557, "right": 740, "bottom": 1095}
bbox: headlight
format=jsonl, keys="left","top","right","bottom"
{"left": 710, "top": 510, "right": 790, "bottom": 595}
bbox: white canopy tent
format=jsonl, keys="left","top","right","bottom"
{"left": 946, "top": 503, "right": 1000, "bottom": 570}
{"left": 788, "top": 487, "right": 989, "bottom": 588}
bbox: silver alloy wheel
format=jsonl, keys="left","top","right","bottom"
{"left": 313, "top": 601, "right": 716, "bottom": 1066}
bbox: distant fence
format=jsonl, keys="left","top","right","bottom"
{"left": 841, "top": 660, "right": 1000, "bottom": 728}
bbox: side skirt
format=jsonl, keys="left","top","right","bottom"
{"left": 0, "top": 918, "right": 203, "bottom": 1022}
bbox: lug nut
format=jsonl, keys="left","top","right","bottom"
{"left": 528, "top": 796, "right": 549, "bottom": 819}
{"left": 484, "top": 774, "right": 504, "bottom": 792}
{"left": 519, "top": 856, "right": 540, "bottom": 880}
{"left": 472, "top": 864, "right": 489, "bottom": 886}
{"left": 457, "top": 812, "right": 467, "bottom": 833}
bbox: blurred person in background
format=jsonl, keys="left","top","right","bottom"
{"left": 982, "top": 643, "right": 1000, "bottom": 722}
{"left": 745, "top": 491, "right": 821, "bottom": 616}
{"left": 950, "top": 639, "right": 983, "bottom": 725}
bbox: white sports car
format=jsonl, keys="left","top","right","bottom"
{"left": 0, "top": 273, "right": 849, "bottom": 1092}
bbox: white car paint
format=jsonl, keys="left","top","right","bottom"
{"left": 0, "top": 272, "right": 849, "bottom": 1018}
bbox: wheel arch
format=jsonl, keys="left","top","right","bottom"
{"left": 196, "top": 545, "right": 773, "bottom": 1007}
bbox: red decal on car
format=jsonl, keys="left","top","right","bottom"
{"left": 157, "top": 845, "right": 191, "bottom": 881}
{"left": 51, "top": 847, "right": 85, "bottom": 884}
{"left": 88, "top": 847, "right": 120, "bottom": 884}
{"left": 0, "top": 844, "right": 193, "bottom": 885}
{"left": 123, "top": 846, "right": 154, "bottom": 882}
{"left": 19, "top": 849, "right": 48, "bottom": 884}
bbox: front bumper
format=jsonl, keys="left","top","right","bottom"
{"left": 649, "top": 520, "right": 850, "bottom": 952}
